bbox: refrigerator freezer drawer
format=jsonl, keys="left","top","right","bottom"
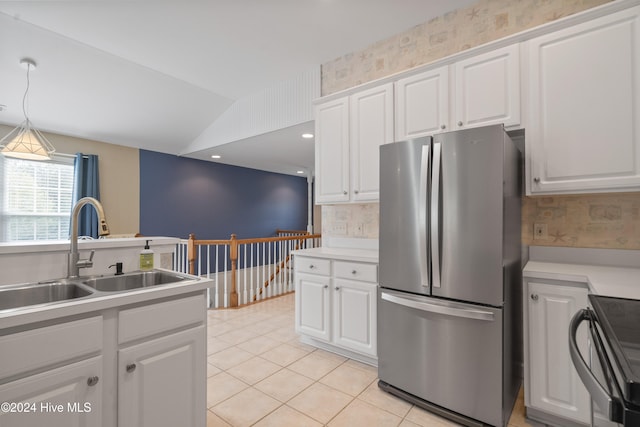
{"left": 378, "top": 289, "right": 504, "bottom": 426}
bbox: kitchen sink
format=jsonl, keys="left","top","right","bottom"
{"left": 0, "top": 282, "right": 94, "bottom": 311}
{"left": 83, "top": 271, "right": 189, "bottom": 292}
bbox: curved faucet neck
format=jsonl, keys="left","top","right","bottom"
{"left": 68, "top": 197, "right": 110, "bottom": 278}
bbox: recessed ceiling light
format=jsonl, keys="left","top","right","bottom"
{"left": 211, "top": 155, "right": 221, "bottom": 159}
{"left": 297, "top": 170, "right": 305, "bottom": 174}
{"left": 301, "top": 133, "right": 314, "bottom": 139}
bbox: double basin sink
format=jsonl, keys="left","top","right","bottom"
{"left": 0, "top": 271, "right": 190, "bottom": 312}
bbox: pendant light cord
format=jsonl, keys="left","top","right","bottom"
{"left": 22, "top": 64, "right": 31, "bottom": 120}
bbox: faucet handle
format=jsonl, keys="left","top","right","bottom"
{"left": 76, "top": 250, "right": 95, "bottom": 269}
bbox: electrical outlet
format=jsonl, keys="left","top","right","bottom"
{"left": 333, "top": 222, "right": 348, "bottom": 235}
{"left": 533, "top": 223, "right": 548, "bottom": 240}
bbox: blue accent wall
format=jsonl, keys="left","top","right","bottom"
{"left": 139, "top": 150, "right": 307, "bottom": 239}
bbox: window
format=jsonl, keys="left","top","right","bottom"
{"left": 0, "top": 155, "right": 74, "bottom": 242}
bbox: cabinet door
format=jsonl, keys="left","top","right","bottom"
{"left": 454, "top": 44, "right": 520, "bottom": 130}
{"left": 118, "top": 326, "right": 206, "bottom": 427}
{"left": 294, "top": 271, "right": 331, "bottom": 341}
{"left": 527, "top": 281, "right": 589, "bottom": 424}
{"left": 0, "top": 356, "right": 102, "bottom": 427}
{"left": 528, "top": 6, "right": 640, "bottom": 194}
{"left": 350, "top": 83, "right": 394, "bottom": 201}
{"left": 332, "top": 279, "right": 376, "bottom": 357}
{"left": 395, "top": 66, "right": 449, "bottom": 140}
{"left": 315, "top": 97, "right": 350, "bottom": 203}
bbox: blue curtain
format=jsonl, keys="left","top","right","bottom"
{"left": 72, "top": 153, "right": 101, "bottom": 238}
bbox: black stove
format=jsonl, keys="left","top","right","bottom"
{"left": 570, "top": 295, "right": 640, "bottom": 427}
{"left": 590, "top": 295, "right": 640, "bottom": 407}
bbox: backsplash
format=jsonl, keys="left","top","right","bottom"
{"left": 322, "top": 0, "right": 611, "bottom": 95}
{"left": 321, "top": 204, "right": 379, "bottom": 239}
{"left": 322, "top": 193, "right": 640, "bottom": 250}
{"left": 523, "top": 193, "right": 640, "bottom": 249}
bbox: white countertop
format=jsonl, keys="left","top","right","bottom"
{"left": 0, "top": 236, "right": 180, "bottom": 255}
{"left": 524, "top": 247, "right": 640, "bottom": 300}
{"left": 292, "top": 247, "right": 379, "bottom": 263}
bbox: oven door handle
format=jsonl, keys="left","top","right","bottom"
{"left": 569, "top": 309, "right": 617, "bottom": 421}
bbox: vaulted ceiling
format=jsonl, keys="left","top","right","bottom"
{"left": 0, "top": 0, "right": 475, "bottom": 175}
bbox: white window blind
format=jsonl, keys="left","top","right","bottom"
{"left": 0, "top": 155, "right": 74, "bottom": 242}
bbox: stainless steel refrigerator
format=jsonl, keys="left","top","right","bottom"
{"left": 378, "top": 124, "right": 522, "bottom": 427}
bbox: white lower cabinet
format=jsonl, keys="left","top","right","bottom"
{"left": 524, "top": 279, "right": 590, "bottom": 426}
{"left": 295, "top": 271, "right": 331, "bottom": 341}
{"left": 0, "top": 292, "right": 207, "bottom": 427}
{"left": 332, "top": 278, "right": 376, "bottom": 357}
{"left": 118, "top": 326, "right": 206, "bottom": 427}
{"left": 0, "top": 356, "right": 103, "bottom": 427}
{"left": 294, "top": 255, "right": 378, "bottom": 362}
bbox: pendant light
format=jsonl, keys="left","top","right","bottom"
{"left": 0, "top": 58, "right": 55, "bottom": 160}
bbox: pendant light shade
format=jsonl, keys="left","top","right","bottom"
{"left": 0, "top": 58, "right": 55, "bottom": 160}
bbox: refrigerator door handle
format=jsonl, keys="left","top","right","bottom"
{"left": 431, "top": 141, "right": 441, "bottom": 288}
{"left": 381, "top": 291, "right": 495, "bottom": 321}
{"left": 419, "top": 144, "right": 430, "bottom": 288}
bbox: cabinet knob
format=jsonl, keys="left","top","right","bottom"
{"left": 309, "top": 264, "right": 315, "bottom": 269}
{"left": 354, "top": 190, "right": 359, "bottom": 194}
{"left": 343, "top": 191, "right": 348, "bottom": 195}
{"left": 458, "top": 121, "right": 463, "bottom": 127}
{"left": 126, "top": 363, "right": 137, "bottom": 373}
{"left": 533, "top": 177, "right": 541, "bottom": 184}
{"left": 87, "top": 376, "right": 99, "bottom": 387}
{"left": 323, "top": 285, "right": 329, "bottom": 289}
{"left": 531, "top": 294, "right": 539, "bottom": 301}
{"left": 351, "top": 270, "right": 357, "bottom": 275}
{"left": 335, "top": 287, "right": 340, "bottom": 291}
{"left": 440, "top": 124, "right": 446, "bottom": 130}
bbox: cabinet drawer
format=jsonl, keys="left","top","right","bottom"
{"left": 334, "top": 261, "right": 377, "bottom": 282}
{"left": 0, "top": 316, "right": 103, "bottom": 380}
{"left": 295, "top": 257, "right": 331, "bottom": 276}
{"left": 119, "top": 294, "right": 205, "bottom": 344}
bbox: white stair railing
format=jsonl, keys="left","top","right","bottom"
{"left": 174, "top": 231, "right": 321, "bottom": 308}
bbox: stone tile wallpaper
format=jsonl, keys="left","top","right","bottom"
{"left": 322, "top": 0, "right": 612, "bottom": 95}
{"left": 319, "top": 0, "right": 640, "bottom": 250}
{"left": 523, "top": 193, "right": 640, "bottom": 249}
{"left": 321, "top": 204, "right": 379, "bottom": 239}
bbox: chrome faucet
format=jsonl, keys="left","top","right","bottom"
{"left": 68, "top": 197, "right": 110, "bottom": 278}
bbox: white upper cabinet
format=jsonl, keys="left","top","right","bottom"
{"left": 315, "top": 97, "right": 350, "bottom": 203}
{"left": 350, "top": 84, "right": 394, "bottom": 201}
{"left": 527, "top": 6, "right": 640, "bottom": 194}
{"left": 315, "top": 83, "right": 393, "bottom": 204}
{"left": 395, "top": 66, "right": 449, "bottom": 140}
{"left": 394, "top": 44, "right": 520, "bottom": 142}
{"left": 454, "top": 44, "right": 521, "bottom": 130}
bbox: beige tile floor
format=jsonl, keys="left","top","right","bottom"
{"left": 206, "top": 293, "right": 538, "bottom": 427}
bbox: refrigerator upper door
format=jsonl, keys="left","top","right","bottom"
{"left": 379, "top": 137, "right": 431, "bottom": 295}
{"left": 432, "top": 125, "right": 505, "bottom": 306}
